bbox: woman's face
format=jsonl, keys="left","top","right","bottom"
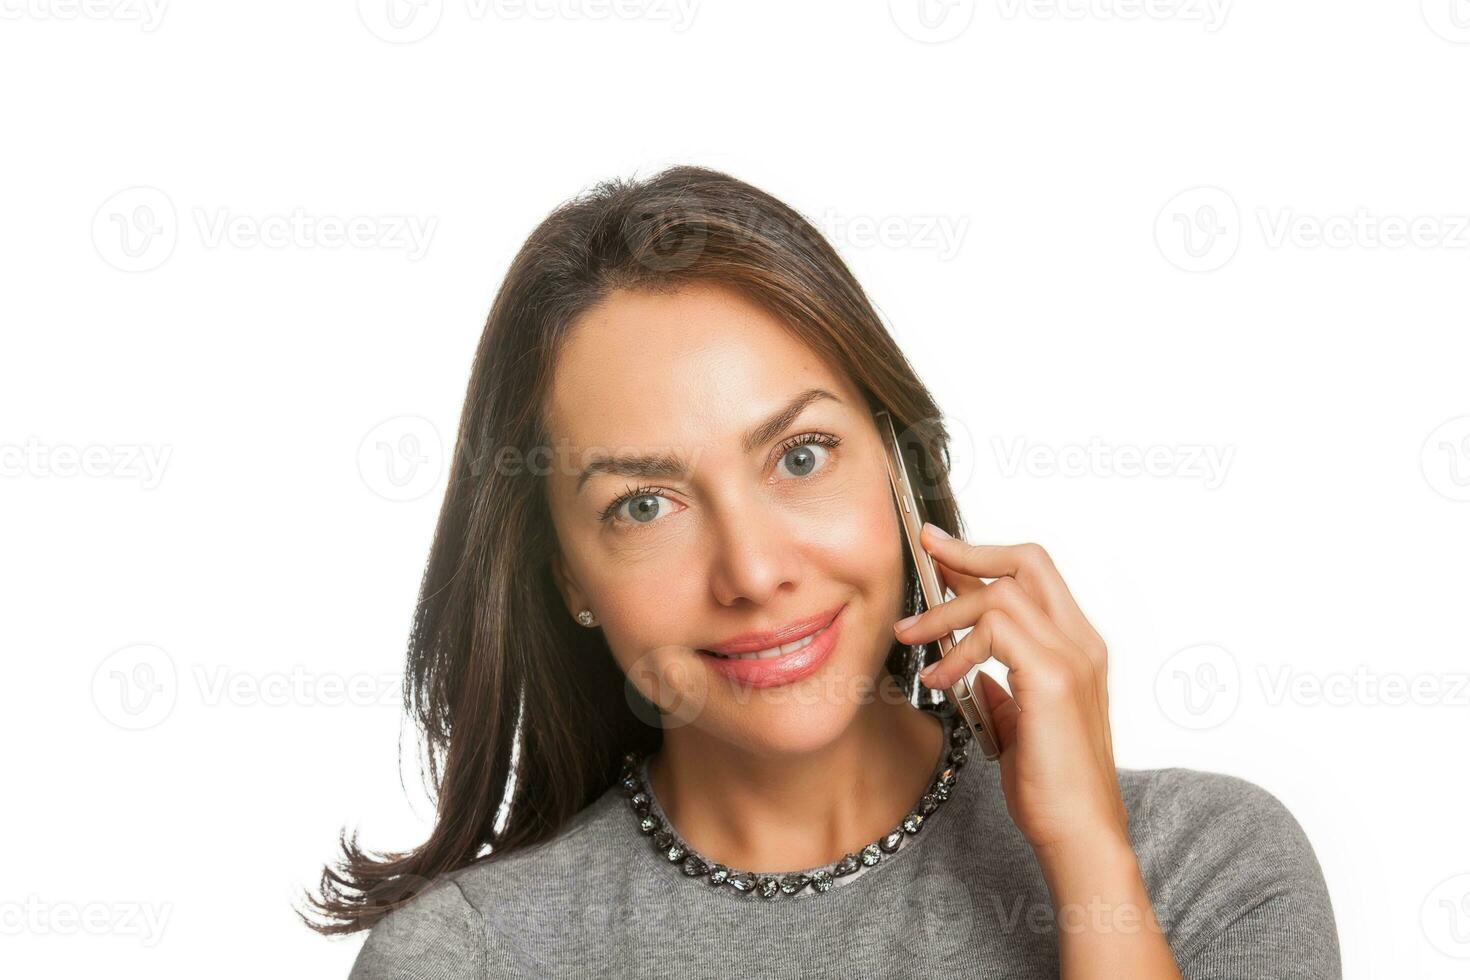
{"left": 544, "top": 281, "right": 909, "bottom": 754}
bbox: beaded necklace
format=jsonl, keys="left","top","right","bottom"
{"left": 617, "top": 706, "right": 972, "bottom": 899}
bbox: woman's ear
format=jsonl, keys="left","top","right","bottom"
{"left": 549, "top": 549, "right": 586, "bottom": 620}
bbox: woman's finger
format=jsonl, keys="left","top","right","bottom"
{"left": 917, "top": 607, "right": 1068, "bottom": 708}
{"left": 897, "top": 573, "right": 1073, "bottom": 657}
{"left": 915, "top": 610, "right": 992, "bottom": 692}
{"left": 976, "top": 670, "right": 1019, "bottom": 752}
{"left": 930, "top": 550, "right": 983, "bottom": 597}
{"left": 920, "top": 524, "right": 1106, "bottom": 670}
{"left": 929, "top": 548, "right": 988, "bottom": 599}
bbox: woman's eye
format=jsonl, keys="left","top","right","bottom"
{"left": 610, "top": 492, "right": 674, "bottom": 527}
{"left": 602, "top": 435, "right": 839, "bottom": 531}
{"left": 775, "top": 440, "right": 833, "bottom": 480}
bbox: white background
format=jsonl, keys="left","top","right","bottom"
{"left": 2, "top": 1, "right": 1467, "bottom": 976}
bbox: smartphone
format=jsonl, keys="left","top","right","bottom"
{"left": 875, "top": 409, "right": 1001, "bottom": 761}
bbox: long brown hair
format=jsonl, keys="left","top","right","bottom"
{"left": 301, "top": 165, "right": 969, "bottom": 934}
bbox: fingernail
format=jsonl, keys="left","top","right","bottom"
{"left": 895, "top": 613, "right": 921, "bottom": 632}
{"left": 920, "top": 661, "right": 940, "bottom": 680}
{"left": 925, "top": 523, "right": 951, "bottom": 540}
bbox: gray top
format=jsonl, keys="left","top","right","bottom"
{"left": 347, "top": 714, "right": 1340, "bottom": 979}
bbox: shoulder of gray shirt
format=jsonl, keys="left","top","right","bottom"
{"left": 346, "top": 765, "right": 1340, "bottom": 980}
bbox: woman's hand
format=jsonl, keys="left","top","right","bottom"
{"left": 894, "top": 523, "right": 1183, "bottom": 980}
{"left": 893, "top": 522, "right": 1126, "bottom": 855}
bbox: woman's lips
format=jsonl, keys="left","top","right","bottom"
{"left": 696, "top": 603, "right": 847, "bottom": 689}
{"left": 700, "top": 604, "right": 844, "bottom": 656}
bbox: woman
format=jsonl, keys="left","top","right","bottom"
{"left": 305, "top": 166, "right": 1341, "bottom": 978}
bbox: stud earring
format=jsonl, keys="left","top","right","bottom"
{"left": 575, "top": 609, "right": 596, "bottom": 627}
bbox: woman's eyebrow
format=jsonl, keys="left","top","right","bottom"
{"left": 575, "top": 387, "right": 841, "bottom": 495}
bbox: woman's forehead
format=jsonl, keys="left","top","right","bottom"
{"left": 546, "top": 284, "right": 852, "bottom": 451}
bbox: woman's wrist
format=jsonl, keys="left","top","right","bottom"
{"left": 1033, "top": 829, "right": 1147, "bottom": 913}
{"left": 1033, "top": 831, "right": 1182, "bottom": 978}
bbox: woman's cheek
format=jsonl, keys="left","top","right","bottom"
{"left": 594, "top": 559, "right": 704, "bottom": 650}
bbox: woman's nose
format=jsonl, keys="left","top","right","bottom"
{"left": 705, "top": 508, "right": 802, "bottom": 609}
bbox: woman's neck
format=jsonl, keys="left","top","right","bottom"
{"left": 644, "top": 680, "right": 946, "bottom": 875}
